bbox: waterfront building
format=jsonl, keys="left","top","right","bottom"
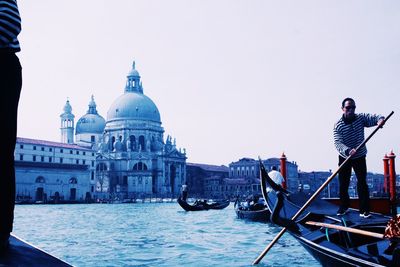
{"left": 14, "top": 62, "right": 187, "bottom": 202}
{"left": 228, "top": 157, "right": 299, "bottom": 194}
{"left": 298, "top": 171, "right": 336, "bottom": 197}
{"left": 186, "top": 163, "right": 229, "bottom": 198}
{"left": 14, "top": 137, "right": 96, "bottom": 203}
{"left": 187, "top": 157, "right": 299, "bottom": 200}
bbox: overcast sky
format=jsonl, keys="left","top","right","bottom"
{"left": 16, "top": 0, "right": 399, "bottom": 173}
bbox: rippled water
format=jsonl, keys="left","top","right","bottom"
{"left": 13, "top": 203, "right": 320, "bottom": 267}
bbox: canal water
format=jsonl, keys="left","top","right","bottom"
{"left": 14, "top": 202, "right": 320, "bottom": 267}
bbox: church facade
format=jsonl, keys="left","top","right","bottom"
{"left": 14, "top": 62, "right": 187, "bottom": 202}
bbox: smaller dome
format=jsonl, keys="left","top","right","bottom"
{"left": 76, "top": 114, "right": 106, "bottom": 134}
{"left": 76, "top": 96, "right": 106, "bottom": 134}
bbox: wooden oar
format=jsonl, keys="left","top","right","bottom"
{"left": 252, "top": 111, "right": 394, "bottom": 265}
{"left": 305, "top": 221, "right": 384, "bottom": 239}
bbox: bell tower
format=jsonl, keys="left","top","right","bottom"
{"left": 60, "top": 99, "right": 75, "bottom": 144}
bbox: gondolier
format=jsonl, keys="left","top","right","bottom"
{"left": 0, "top": 0, "right": 23, "bottom": 252}
{"left": 181, "top": 183, "right": 188, "bottom": 201}
{"left": 333, "top": 97, "right": 385, "bottom": 218}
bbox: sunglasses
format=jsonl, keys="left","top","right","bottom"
{"left": 344, "top": 106, "right": 356, "bottom": 110}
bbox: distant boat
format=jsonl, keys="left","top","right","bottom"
{"left": 234, "top": 197, "right": 270, "bottom": 222}
{"left": 259, "top": 161, "right": 400, "bottom": 267}
{"left": 177, "top": 197, "right": 230, "bottom": 211}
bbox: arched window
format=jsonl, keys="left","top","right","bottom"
{"left": 111, "top": 136, "right": 116, "bottom": 150}
{"left": 35, "top": 176, "right": 45, "bottom": 183}
{"left": 96, "top": 163, "right": 107, "bottom": 171}
{"left": 69, "top": 177, "right": 78, "bottom": 184}
{"left": 138, "top": 135, "right": 145, "bottom": 151}
{"left": 133, "top": 162, "right": 148, "bottom": 171}
{"left": 130, "top": 135, "right": 136, "bottom": 150}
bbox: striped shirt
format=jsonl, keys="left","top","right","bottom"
{"left": 333, "top": 113, "right": 384, "bottom": 159}
{"left": 0, "top": 0, "right": 21, "bottom": 51}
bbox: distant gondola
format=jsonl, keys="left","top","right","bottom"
{"left": 259, "top": 160, "right": 400, "bottom": 267}
{"left": 177, "top": 197, "right": 230, "bottom": 211}
{"left": 234, "top": 197, "right": 270, "bottom": 222}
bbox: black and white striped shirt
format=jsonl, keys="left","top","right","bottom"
{"left": 0, "top": 0, "right": 21, "bottom": 51}
{"left": 333, "top": 113, "right": 384, "bottom": 159}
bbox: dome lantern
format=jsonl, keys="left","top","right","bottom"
{"left": 125, "top": 61, "right": 141, "bottom": 93}
{"left": 88, "top": 95, "right": 98, "bottom": 114}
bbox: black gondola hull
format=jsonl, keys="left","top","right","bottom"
{"left": 294, "top": 234, "right": 387, "bottom": 267}
{"left": 258, "top": 159, "right": 399, "bottom": 267}
{"left": 177, "top": 197, "right": 230, "bottom": 211}
{"left": 234, "top": 201, "right": 270, "bottom": 222}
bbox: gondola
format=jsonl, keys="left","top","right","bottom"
{"left": 259, "top": 160, "right": 400, "bottom": 267}
{"left": 234, "top": 197, "right": 270, "bottom": 222}
{"left": 177, "top": 197, "right": 230, "bottom": 211}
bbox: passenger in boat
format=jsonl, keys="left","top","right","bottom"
{"left": 267, "top": 166, "right": 285, "bottom": 192}
{"left": 251, "top": 195, "right": 265, "bottom": 211}
{"left": 0, "top": 0, "right": 22, "bottom": 252}
{"left": 333, "top": 97, "right": 385, "bottom": 218}
{"left": 181, "top": 183, "right": 188, "bottom": 201}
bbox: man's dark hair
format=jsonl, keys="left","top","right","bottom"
{"left": 342, "top": 97, "right": 355, "bottom": 108}
{"left": 272, "top": 166, "right": 277, "bottom": 171}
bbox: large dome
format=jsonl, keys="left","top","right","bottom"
{"left": 107, "top": 91, "right": 161, "bottom": 122}
{"left": 76, "top": 96, "right": 106, "bottom": 134}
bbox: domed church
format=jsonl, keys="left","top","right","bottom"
{"left": 74, "top": 61, "right": 187, "bottom": 199}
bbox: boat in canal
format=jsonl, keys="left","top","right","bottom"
{"left": 177, "top": 197, "right": 230, "bottom": 211}
{"left": 234, "top": 196, "right": 270, "bottom": 222}
{"left": 259, "top": 160, "right": 400, "bottom": 267}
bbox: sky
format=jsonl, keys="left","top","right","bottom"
{"left": 16, "top": 0, "right": 400, "bottom": 173}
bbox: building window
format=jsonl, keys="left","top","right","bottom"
{"left": 69, "top": 177, "right": 78, "bottom": 184}
{"left": 133, "top": 162, "right": 148, "bottom": 171}
{"left": 83, "top": 160, "right": 86, "bottom": 165}
{"left": 91, "top": 161, "right": 94, "bottom": 167}
{"left": 33, "top": 146, "right": 36, "bottom": 150}
{"left": 49, "top": 157, "right": 52, "bottom": 163}
{"left": 20, "top": 144, "right": 23, "bottom": 149}
{"left": 92, "top": 153, "right": 95, "bottom": 156}
{"left": 19, "top": 154, "right": 23, "bottom": 161}
{"left": 41, "top": 147, "right": 44, "bottom": 151}
{"left": 76, "top": 151, "right": 79, "bottom": 155}
{"left": 70, "top": 150, "right": 73, "bottom": 154}
{"left": 49, "top": 148, "right": 53, "bottom": 152}
{"left": 41, "top": 156, "right": 44, "bottom": 162}
{"left": 33, "top": 155, "right": 36, "bottom": 161}
{"left": 76, "top": 159, "right": 79, "bottom": 164}
{"left": 35, "top": 176, "right": 45, "bottom": 183}
{"left": 91, "top": 172, "right": 94, "bottom": 180}
{"left": 60, "top": 149, "right": 63, "bottom": 153}
{"left": 83, "top": 151, "right": 86, "bottom": 156}
{"left": 60, "top": 158, "right": 63, "bottom": 163}
{"left": 91, "top": 136, "right": 95, "bottom": 143}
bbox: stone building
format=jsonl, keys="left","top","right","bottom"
{"left": 14, "top": 61, "right": 187, "bottom": 202}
